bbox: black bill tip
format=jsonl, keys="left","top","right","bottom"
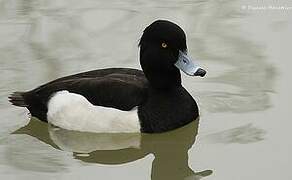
{"left": 194, "top": 68, "right": 206, "bottom": 77}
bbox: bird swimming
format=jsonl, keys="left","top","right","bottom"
{"left": 9, "top": 20, "right": 206, "bottom": 133}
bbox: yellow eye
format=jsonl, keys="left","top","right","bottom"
{"left": 161, "top": 42, "right": 168, "bottom": 48}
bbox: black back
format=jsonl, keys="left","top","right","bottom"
{"left": 21, "top": 68, "right": 148, "bottom": 121}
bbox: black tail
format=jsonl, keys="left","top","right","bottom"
{"left": 8, "top": 92, "right": 28, "bottom": 107}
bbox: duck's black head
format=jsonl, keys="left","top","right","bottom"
{"left": 139, "top": 20, "right": 206, "bottom": 90}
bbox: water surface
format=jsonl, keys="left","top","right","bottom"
{"left": 0, "top": 0, "right": 292, "bottom": 179}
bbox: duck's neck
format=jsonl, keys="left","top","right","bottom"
{"left": 139, "top": 46, "right": 182, "bottom": 90}
{"left": 144, "top": 68, "right": 181, "bottom": 90}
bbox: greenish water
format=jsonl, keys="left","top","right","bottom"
{"left": 0, "top": 0, "right": 292, "bottom": 179}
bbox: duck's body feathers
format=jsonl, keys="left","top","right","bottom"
{"left": 10, "top": 68, "right": 148, "bottom": 122}
{"left": 47, "top": 90, "right": 141, "bottom": 133}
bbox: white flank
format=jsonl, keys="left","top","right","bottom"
{"left": 47, "top": 91, "right": 140, "bottom": 133}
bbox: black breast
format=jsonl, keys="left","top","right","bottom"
{"left": 138, "top": 86, "right": 198, "bottom": 133}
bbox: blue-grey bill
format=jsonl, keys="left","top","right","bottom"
{"left": 175, "top": 50, "right": 206, "bottom": 77}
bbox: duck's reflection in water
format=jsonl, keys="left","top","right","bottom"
{"left": 14, "top": 118, "right": 212, "bottom": 180}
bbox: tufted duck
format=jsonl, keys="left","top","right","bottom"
{"left": 9, "top": 20, "right": 206, "bottom": 133}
